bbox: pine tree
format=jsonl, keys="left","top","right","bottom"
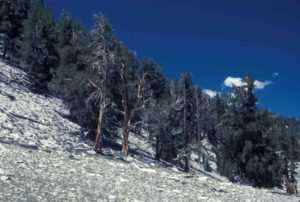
{"left": 143, "top": 97, "right": 171, "bottom": 160}
{"left": 49, "top": 11, "right": 90, "bottom": 99}
{"left": 168, "top": 80, "right": 185, "bottom": 160}
{"left": 140, "top": 59, "right": 167, "bottom": 100}
{"left": 141, "top": 62, "right": 169, "bottom": 160}
{"left": 278, "top": 117, "right": 300, "bottom": 183}
{"left": 19, "top": 0, "right": 59, "bottom": 93}
{"left": 115, "top": 44, "right": 150, "bottom": 154}
{"left": 216, "top": 76, "right": 283, "bottom": 187}
{"left": 194, "top": 86, "right": 204, "bottom": 141}
{"left": 208, "top": 93, "right": 226, "bottom": 147}
{"left": 165, "top": 73, "right": 196, "bottom": 171}
{"left": 191, "top": 86, "right": 207, "bottom": 165}
{"left": 0, "top": 0, "right": 30, "bottom": 61}
{"left": 89, "top": 14, "right": 116, "bottom": 153}
{"left": 182, "top": 72, "right": 196, "bottom": 172}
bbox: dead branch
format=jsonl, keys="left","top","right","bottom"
{"left": 8, "top": 112, "right": 49, "bottom": 126}
{"left": 88, "top": 79, "right": 102, "bottom": 92}
{"left": 129, "top": 72, "right": 149, "bottom": 122}
{"left": 0, "top": 139, "right": 38, "bottom": 150}
{"left": 0, "top": 89, "right": 16, "bottom": 101}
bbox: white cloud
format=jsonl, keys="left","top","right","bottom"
{"left": 224, "top": 77, "right": 246, "bottom": 88}
{"left": 203, "top": 89, "right": 217, "bottom": 98}
{"left": 223, "top": 76, "right": 272, "bottom": 90}
{"left": 254, "top": 80, "right": 272, "bottom": 89}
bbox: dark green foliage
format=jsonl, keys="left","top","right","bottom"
{"left": 203, "top": 155, "right": 212, "bottom": 172}
{"left": 140, "top": 59, "right": 169, "bottom": 160}
{"left": 3, "top": 1, "right": 300, "bottom": 188}
{"left": 181, "top": 72, "right": 196, "bottom": 172}
{"left": 215, "top": 76, "right": 283, "bottom": 187}
{"left": 144, "top": 98, "right": 172, "bottom": 160}
{"left": 117, "top": 44, "right": 140, "bottom": 110}
{"left": 168, "top": 79, "right": 185, "bottom": 159}
{"left": 270, "top": 115, "right": 300, "bottom": 183}
{"left": 49, "top": 12, "right": 90, "bottom": 101}
{"left": 0, "top": 0, "right": 30, "bottom": 61}
{"left": 20, "top": 0, "right": 59, "bottom": 93}
{"left": 206, "top": 94, "right": 226, "bottom": 146}
{"left": 152, "top": 73, "right": 197, "bottom": 170}
{"left": 141, "top": 59, "right": 167, "bottom": 100}
{"left": 182, "top": 72, "right": 196, "bottom": 143}
{"left": 144, "top": 79, "right": 184, "bottom": 161}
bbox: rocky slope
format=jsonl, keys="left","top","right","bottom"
{"left": 0, "top": 60, "right": 299, "bottom": 202}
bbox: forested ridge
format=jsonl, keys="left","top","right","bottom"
{"left": 1, "top": 0, "right": 299, "bottom": 189}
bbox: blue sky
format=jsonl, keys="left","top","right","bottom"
{"left": 46, "top": 0, "right": 300, "bottom": 118}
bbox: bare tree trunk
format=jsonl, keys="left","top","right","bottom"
{"left": 122, "top": 117, "right": 130, "bottom": 155}
{"left": 183, "top": 81, "right": 189, "bottom": 172}
{"left": 94, "top": 100, "right": 105, "bottom": 153}
{"left": 121, "top": 69, "right": 129, "bottom": 154}
{"left": 195, "top": 88, "right": 201, "bottom": 141}
{"left": 120, "top": 65, "right": 147, "bottom": 155}
{"left": 93, "top": 36, "right": 108, "bottom": 154}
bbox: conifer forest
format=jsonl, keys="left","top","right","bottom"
{"left": 0, "top": 0, "right": 299, "bottom": 195}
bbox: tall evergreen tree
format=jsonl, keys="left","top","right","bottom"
{"left": 190, "top": 86, "right": 208, "bottom": 165}
{"left": 143, "top": 97, "right": 172, "bottom": 160}
{"left": 0, "top": 0, "right": 30, "bottom": 61}
{"left": 208, "top": 93, "right": 226, "bottom": 147}
{"left": 140, "top": 59, "right": 167, "bottom": 100}
{"left": 181, "top": 72, "right": 196, "bottom": 172}
{"left": 168, "top": 79, "right": 185, "bottom": 160}
{"left": 216, "top": 76, "right": 283, "bottom": 187}
{"left": 275, "top": 117, "right": 300, "bottom": 183}
{"left": 141, "top": 59, "right": 169, "bottom": 160}
{"left": 49, "top": 11, "right": 90, "bottom": 99}
{"left": 19, "top": 0, "right": 59, "bottom": 93}
{"left": 164, "top": 73, "right": 196, "bottom": 171}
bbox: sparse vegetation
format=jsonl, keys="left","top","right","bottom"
{"left": 0, "top": 0, "right": 299, "bottom": 191}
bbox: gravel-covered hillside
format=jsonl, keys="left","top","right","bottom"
{"left": 0, "top": 60, "right": 91, "bottom": 154}
{"left": 0, "top": 60, "right": 299, "bottom": 202}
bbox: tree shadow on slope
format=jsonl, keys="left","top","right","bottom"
{"left": 66, "top": 124, "right": 226, "bottom": 183}
{"left": 268, "top": 190, "right": 299, "bottom": 197}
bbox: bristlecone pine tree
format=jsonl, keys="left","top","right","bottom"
{"left": 3, "top": 0, "right": 299, "bottom": 188}
{"left": 116, "top": 45, "right": 149, "bottom": 155}
{"left": 89, "top": 14, "right": 116, "bottom": 154}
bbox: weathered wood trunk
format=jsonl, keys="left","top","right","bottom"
{"left": 94, "top": 101, "right": 106, "bottom": 153}
{"left": 122, "top": 117, "right": 130, "bottom": 155}
{"left": 90, "top": 15, "right": 112, "bottom": 155}
{"left": 120, "top": 67, "right": 147, "bottom": 155}
{"left": 285, "top": 177, "right": 298, "bottom": 194}
{"left": 93, "top": 34, "right": 108, "bottom": 154}
{"left": 121, "top": 79, "right": 130, "bottom": 155}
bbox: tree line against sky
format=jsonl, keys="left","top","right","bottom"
{"left": 1, "top": 0, "right": 299, "bottom": 189}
